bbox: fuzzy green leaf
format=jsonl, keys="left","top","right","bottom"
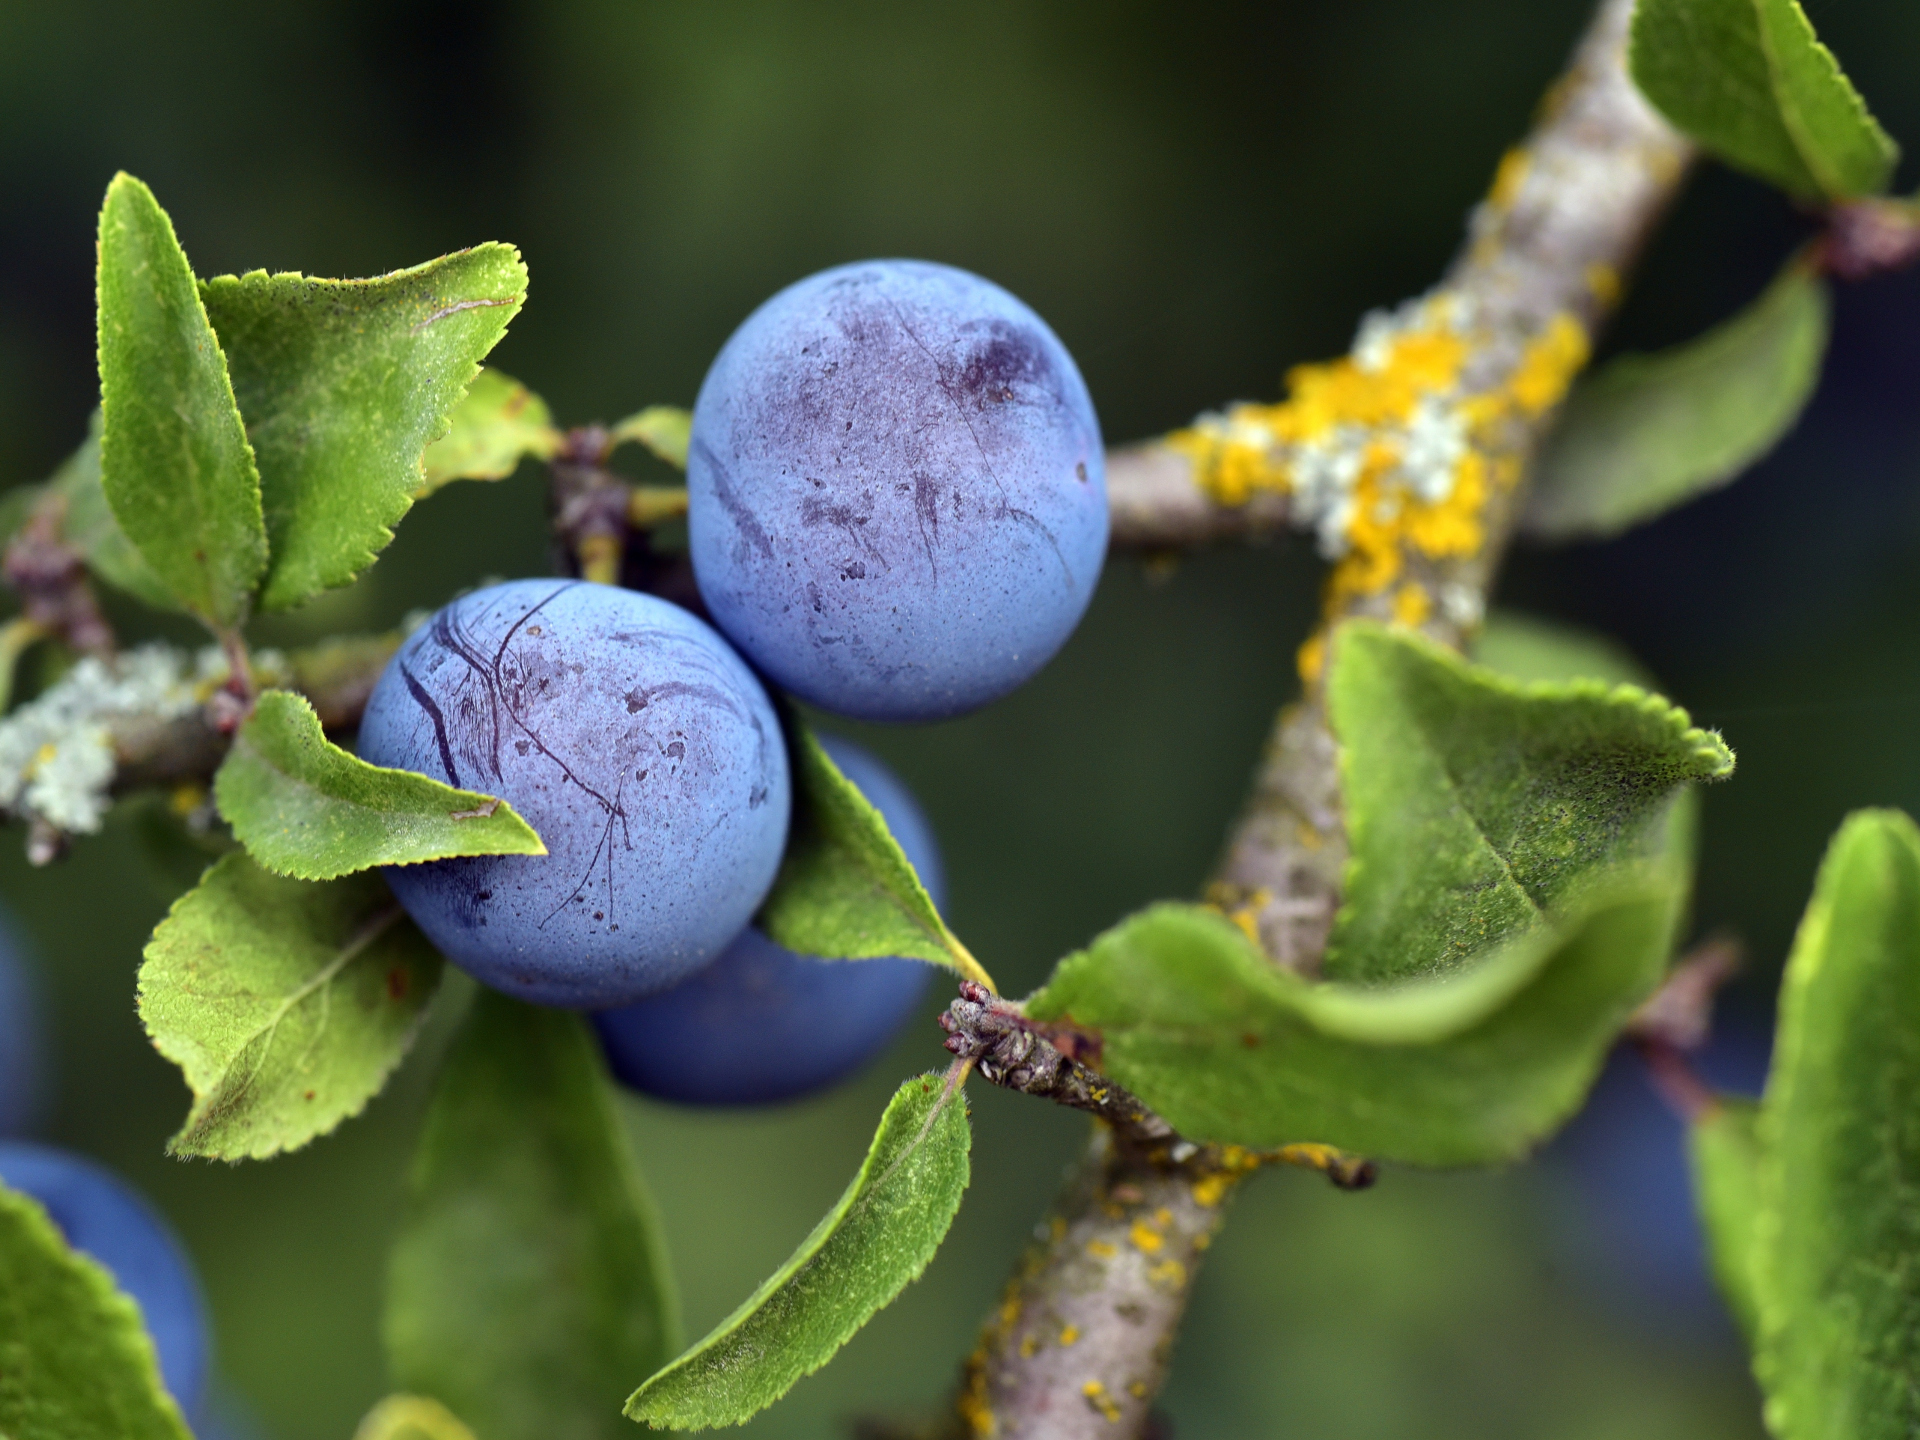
{"left": 387, "top": 989, "right": 680, "bottom": 1440}
{"left": 1689, "top": 1097, "right": 1764, "bottom": 1346}
{"left": 1752, "top": 809, "right": 1920, "bottom": 1439}
{"left": 1631, "top": 0, "right": 1898, "bottom": 200}
{"left": 1026, "top": 890, "right": 1676, "bottom": 1164}
{"left": 216, "top": 689, "right": 544, "bottom": 881}
{"left": 96, "top": 173, "right": 268, "bottom": 629}
{"left": 610, "top": 407, "right": 692, "bottom": 470}
{"left": 627, "top": 1071, "right": 971, "bottom": 1430}
{"left": 137, "top": 852, "right": 443, "bottom": 1160}
{"left": 1523, "top": 259, "right": 1829, "bottom": 541}
{"left": 0, "top": 1184, "right": 194, "bottom": 1440}
{"left": 759, "top": 725, "right": 992, "bottom": 990}
{"left": 418, "top": 368, "right": 561, "bottom": 496}
{"left": 1326, "top": 623, "right": 1731, "bottom": 984}
{"left": 1023, "top": 623, "right": 1727, "bottom": 1164}
{"left": 201, "top": 245, "right": 527, "bottom": 612}
{"left": 46, "top": 411, "right": 178, "bottom": 610}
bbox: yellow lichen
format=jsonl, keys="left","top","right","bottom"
{"left": 1147, "top": 1259, "right": 1188, "bottom": 1289}
{"left": 1086, "top": 1239, "right": 1118, "bottom": 1260}
{"left": 1508, "top": 313, "right": 1589, "bottom": 414}
{"left": 1082, "top": 1381, "right": 1123, "bottom": 1423}
{"left": 1486, "top": 147, "right": 1530, "bottom": 211}
{"left": 1128, "top": 1219, "right": 1164, "bottom": 1254}
{"left": 1060, "top": 1324, "right": 1081, "bottom": 1346}
{"left": 1391, "top": 583, "right": 1431, "bottom": 627}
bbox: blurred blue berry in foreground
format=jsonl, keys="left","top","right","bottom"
{"left": 0, "top": 1141, "right": 210, "bottom": 1422}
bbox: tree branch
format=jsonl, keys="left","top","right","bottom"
{"left": 951, "top": 2, "right": 1692, "bottom": 1434}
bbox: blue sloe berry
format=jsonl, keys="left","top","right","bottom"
{"left": 688, "top": 259, "right": 1107, "bottom": 722}
{"left": 593, "top": 734, "right": 942, "bottom": 1104}
{"left": 0, "top": 1142, "right": 210, "bottom": 1422}
{"left": 358, "top": 580, "right": 791, "bottom": 1008}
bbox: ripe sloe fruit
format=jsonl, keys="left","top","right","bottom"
{"left": 688, "top": 260, "right": 1108, "bottom": 722}
{"left": 0, "top": 1141, "right": 210, "bottom": 1421}
{"left": 593, "top": 734, "right": 942, "bottom": 1104}
{"left": 358, "top": 580, "right": 791, "bottom": 1008}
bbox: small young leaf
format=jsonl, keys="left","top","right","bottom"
{"left": 1326, "top": 623, "right": 1732, "bottom": 984}
{"left": 1523, "top": 259, "right": 1829, "bottom": 541}
{"left": 610, "top": 407, "right": 692, "bottom": 469}
{"left": 96, "top": 173, "right": 268, "bottom": 630}
{"left": 354, "top": 1395, "right": 480, "bottom": 1440}
{"left": 627, "top": 1070, "right": 970, "bottom": 1431}
{"left": 1752, "top": 809, "right": 1920, "bottom": 1440}
{"left": 1026, "top": 891, "right": 1677, "bottom": 1165}
{"left": 386, "top": 989, "right": 680, "bottom": 1440}
{"left": 200, "top": 245, "right": 527, "bottom": 612}
{"left": 137, "top": 853, "right": 443, "bottom": 1160}
{"left": 760, "top": 725, "right": 993, "bottom": 991}
{"left": 417, "top": 368, "right": 561, "bottom": 496}
{"left": 215, "top": 689, "right": 544, "bottom": 881}
{"left": 0, "top": 1184, "right": 194, "bottom": 1440}
{"left": 1689, "top": 1097, "right": 1764, "bottom": 1345}
{"left": 46, "top": 412, "right": 179, "bottom": 610}
{"left": 1631, "top": 0, "right": 1898, "bottom": 201}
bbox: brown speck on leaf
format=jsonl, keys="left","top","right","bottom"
{"left": 448, "top": 798, "right": 502, "bottom": 820}
{"left": 304, "top": 1090, "right": 316, "bottom": 1101}
{"left": 387, "top": 967, "right": 409, "bottom": 1000}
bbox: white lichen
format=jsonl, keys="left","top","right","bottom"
{"left": 0, "top": 645, "right": 212, "bottom": 835}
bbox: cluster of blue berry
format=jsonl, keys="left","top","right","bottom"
{"left": 360, "top": 259, "right": 1107, "bottom": 1105}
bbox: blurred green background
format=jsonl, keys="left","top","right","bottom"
{"left": 5, "top": 0, "right": 1920, "bottom": 1435}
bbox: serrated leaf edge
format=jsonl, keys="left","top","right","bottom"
{"left": 624, "top": 1069, "right": 971, "bottom": 1428}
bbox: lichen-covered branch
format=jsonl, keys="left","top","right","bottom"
{"left": 954, "top": 2, "right": 1693, "bottom": 1434}
{"left": 0, "top": 632, "right": 398, "bottom": 862}
{"left": 1207, "top": 0, "right": 1691, "bottom": 970}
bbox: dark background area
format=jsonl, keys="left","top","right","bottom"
{"left": 2, "top": 1, "right": 1918, "bottom": 1435}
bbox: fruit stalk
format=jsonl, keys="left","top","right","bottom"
{"left": 952, "top": 2, "right": 1692, "bottom": 1434}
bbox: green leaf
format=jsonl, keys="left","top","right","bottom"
{"left": 627, "top": 1070, "right": 970, "bottom": 1431}
{"left": 1523, "top": 259, "right": 1829, "bottom": 541}
{"left": 355, "top": 1395, "right": 481, "bottom": 1440}
{"left": 1689, "top": 1097, "right": 1764, "bottom": 1346}
{"left": 46, "top": 411, "right": 179, "bottom": 610}
{"left": 417, "top": 368, "right": 561, "bottom": 496}
{"left": 0, "top": 1184, "right": 194, "bottom": 1440}
{"left": 96, "top": 173, "right": 267, "bottom": 630}
{"left": 215, "top": 689, "right": 544, "bottom": 881}
{"left": 136, "top": 852, "right": 443, "bottom": 1160}
{"left": 200, "top": 244, "right": 527, "bottom": 612}
{"left": 759, "top": 725, "right": 993, "bottom": 991}
{"left": 387, "top": 989, "right": 680, "bottom": 1440}
{"left": 1026, "top": 891, "right": 1677, "bottom": 1165}
{"left": 1326, "top": 622, "right": 1732, "bottom": 984}
{"left": 1752, "top": 809, "right": 1920, "bottom": 1439}
{"left": 1631, "top": 0, "right": 1898, "bottom": 200}
{"left": 610, "top": 407, "right": 691, "bottom": 469}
